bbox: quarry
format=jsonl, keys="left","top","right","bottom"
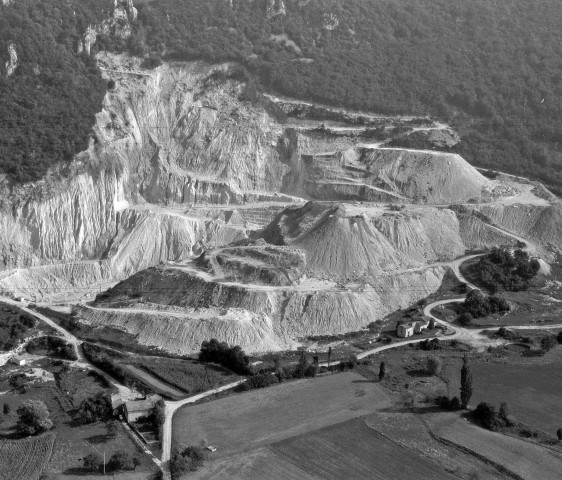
{"left": 0, "top": 52, "right": 560, "bottom": 356}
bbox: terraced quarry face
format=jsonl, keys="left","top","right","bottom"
{"left": 1, "top": 54, "right": 560, "bottom": 353}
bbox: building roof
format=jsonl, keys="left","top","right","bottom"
{"left": 398, "top": 322, "right": 415, "bottom": 330}
{"left": 124, "top": 394, "right": 162, "bottom": 413}
{"left": 111, "top": 394, "right": 123, "bottom": 410}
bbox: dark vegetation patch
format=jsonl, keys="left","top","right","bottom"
{"left": 475, "top": 248, "right": 541, "bottom": 293}
{"left": 25, "top": 336, "right": 77, "bottom": 360}
{"left": 0, "top": 0, "right": 110, "bottom": 182}
{"left": 0, "top": 303, "right": 36, "bottom": 350}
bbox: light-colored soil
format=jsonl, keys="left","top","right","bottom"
{"left": 171, "top": 372, "right": 391, "bottom": 458}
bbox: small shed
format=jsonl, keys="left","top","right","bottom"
{"left": 123, "top": 394, "right": 162, "bottom": 423}
{"left": 111, "top": 393, "right": 124, "bottom": 416}
{"left": 10, "top": 356, "right": 26, "bottom": 366}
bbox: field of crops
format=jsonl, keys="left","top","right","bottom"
{"left": 0, "top": 433, "right": 55, "bottom": 480}
{"left": 273, "top": 419, "right": 457, "bottom": 480}
{"left": 128, "top": 356, "right": 238, "bottom": 395}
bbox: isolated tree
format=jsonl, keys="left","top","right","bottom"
{"left": 426, "top": 356, "right": 442, "bottom": 376}
{"left": 83, "top": 452, "right": 103, "bottom": 472}
{"left": 428, "top": 318, "right": 435, "bottom": 330}
{"left": 3, "top": 403, "right": 10, "bottom": 415}
{"left": 557, "top": 331, "right": 562, "bottom": 344}
{"left": 379, "top": 361, "right": 386, "bottom": 381}
{"left": 460, "top": 355, "right": 473, "bottom": 409}
{"left": 16, "top": 400, "right": 53, "bottom": 435}
{"left": 327, "top": 347, "right": 332, "bottom": 368}
{"left": 106, "top": 420, "right": 119, "bottom": 439}
{"left": 557, "top": 428, "right": 562, "bottom": 442}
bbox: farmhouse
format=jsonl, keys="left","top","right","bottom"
{"left": 397, "top": 322, "right": 415, "bottom": 338}
{"left": 10, "top": 356, "right": 26, "bottom": 366}
{"left": 124, "top": 394, "right": 162, "bottom": 423}
{"left": 414, "top": 317, "right": 430, "bottom": 334}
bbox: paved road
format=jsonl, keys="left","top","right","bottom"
{"left": 160, "top": 380, "right": 247, "bottom": 480}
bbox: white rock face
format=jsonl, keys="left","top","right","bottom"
{"left": 5, "top": 43, "right": 18, "bottom": 77}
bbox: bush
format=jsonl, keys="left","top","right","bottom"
{"left": 435, "top": 396, "right": 461, "bottom": 411}
{"left": 476, "top": 248, "right": 540, "bottom": 293}
{"left": 171, "top": 446, "right": 204, "bottom": 478}
{"left": 426, "top": 356, "right": 442, "bottom": 376}
{"left": 557, "top": 428, "right": 562, "bottom": 442}
{"left": 107, "top": 451, "right": 140, "bottom": 472}
{"left": 473, "top": 402, "right": 498, "bottom": 430}
{"left": 83, "top": 452, "right": 103, "bottom": 472}
{"left": 26, "top": 336, "right": 77, "bottom": 360}
{"left": 540, "top": 335, "right": 557, "bottom": 351}
{"left": 419, "top": 338, "right": 441, "bottom": 351}
{"left": 458, "top": 312, "right": 473, "bottom": 326}
{"left": 239, "top": 372, "right": 278, "bottom": 391}
{"left": 558, "top": 331, "right": 562, "bottom": 344}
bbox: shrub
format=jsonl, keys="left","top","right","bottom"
{"left": 540, "top": 335, "right": 557, "bottom": 351}
{"left": 426, "top": 356, "right": 442, "bottom": 376}
{"left": 107, "top": 79, "right": 116, "bottom": 91}
{"left": 3, "top": 403, "right": 10, "bottom": 415}
{"left": 558, "top": 331, "right": 562, "bottom": 344}
{"left": 436, "top": 396, "right": 461, "bottom": 411}
{"left": 557, "top": 428, "right": 562, "bottom": 442}
{"left": 458, "top": 312, "right": 473, "bottom": 326}
{"left": 106, "top": 420, "right": 119, "bottom": 439}
{"left": 171, "top": 446, "right": 204, "bottom": 478}
{"left": 107, "top": 451, "right": 140, "bottom": 472}
{"left": 462, "top": 290, "right": 509, "bottom": 318}
{"left": 83, "top": 452, "right": 103, "bottom": 472}
{"left": 239, "top": 372, "right": 278, "bottom": 391}
{"left": 473, "top": 402, "right": 498, "bottom": 430}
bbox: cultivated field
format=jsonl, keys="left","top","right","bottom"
{"left": 172, "top": 372, "right": 391, "bottom": 458}
{"left": 273, "top": 419, "right": 458, "bottom": 480}
{"left": 130, "top": 356, "right": 238, "bottom": 395}
{"left": 0, "top": 433, "right": 55, "bottom": 480}
{"left": 438, "top": 417, "right": 562, "bottom": 480}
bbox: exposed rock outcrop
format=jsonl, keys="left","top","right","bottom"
{"left": 4, "top": 43, "right": 18, "bottom": 77}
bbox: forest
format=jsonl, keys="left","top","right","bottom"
{"left": 0, "top": 0, "right": 110, "bottom": 182}
{"left": 2, "top": 0, "right": 562, "bottom": 192}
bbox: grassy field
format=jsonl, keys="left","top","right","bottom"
{"left": 437, "top": 416, "right": 562, "bottom": 480}
{"left": 172, "top": 372, "right": 391, "bottom": 458}
{"left": 0, "top": 432, "right": 55, "bottom": 480}
{"left": 446, "top": 357, "right": 562, "bottom": 436}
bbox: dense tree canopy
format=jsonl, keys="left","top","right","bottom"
{"left": 0, "top": 0, "right": 109, "bottom": 182}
